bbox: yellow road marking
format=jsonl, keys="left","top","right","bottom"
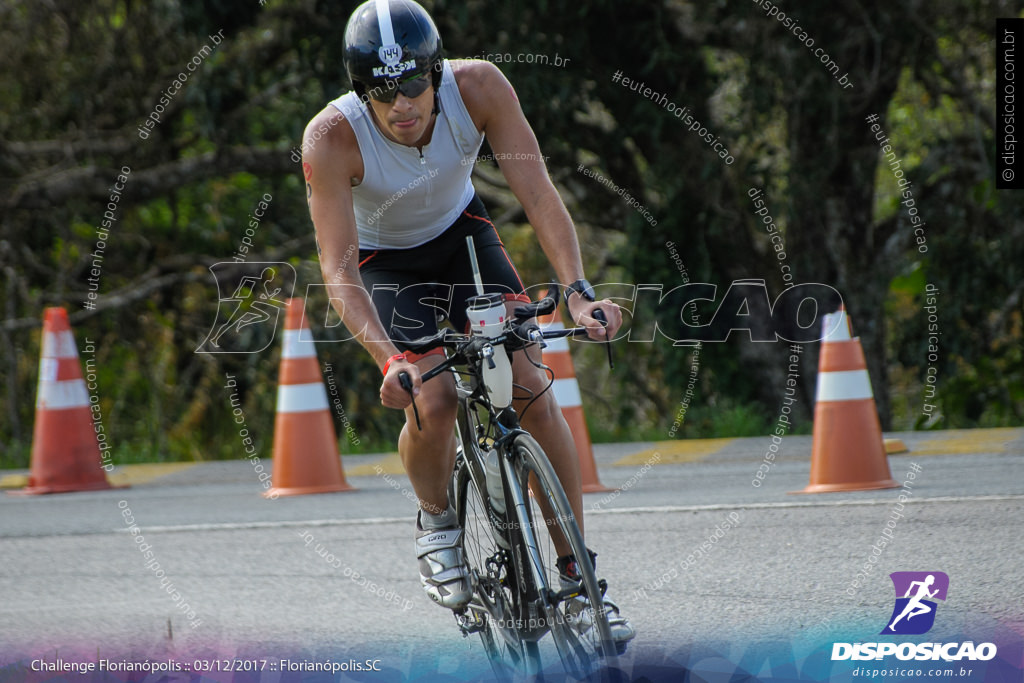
{"left": 0, "top": 474, "right": 28, "bottom": 489}
{"left": 615, "top": 438, "right": 735, "bottom": 466}
{"left": 107, "top": 462, "right": 199, "bottom": 486}
{"left": 884, "top": 438, "right": 909, "bottom": 454}
{"left": 911, "top": 427, "right": 1023, "bottom": 456}
{"left": 0, "top": 462, "right": 198, "bottom": 490}
{"left": 345, "top": 453, "right": 404, "bottom": 476}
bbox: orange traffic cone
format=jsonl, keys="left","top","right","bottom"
{"left": 538, "top": 310, "right": 614, "bottom": 494}
{"left": 794, "top": 307, "right": 898, "bottom": 493}
{"left": 265, "top": 298, "right": 355, "bottom": 497}
{"left": 10, "top": 308, "right": 116, "bottom": 495}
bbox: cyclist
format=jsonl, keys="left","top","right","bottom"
{"left": 303, "top": 0, "right": 634, "bottom": 647}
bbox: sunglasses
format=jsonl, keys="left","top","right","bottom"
{"left": 365, "top": 73, "right": 432, "bottom": 103}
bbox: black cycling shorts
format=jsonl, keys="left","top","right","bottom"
{"left": 358, "top": 194, "right": 528, "bottom": 351}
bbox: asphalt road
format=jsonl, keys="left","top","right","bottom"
{"left": 1, "top": 429, "right": 1022, "bottom": 682}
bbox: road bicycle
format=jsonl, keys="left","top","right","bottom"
{"left": 393, "top": 239, "right": 620, "bottom": 680}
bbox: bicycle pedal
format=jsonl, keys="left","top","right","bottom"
{"left": 550, "top": 584, "right": 583, "bottom": 603}
{"left": 454, "top": 609, "right": 487, "bottom": 635}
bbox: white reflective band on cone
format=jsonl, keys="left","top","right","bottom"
{"left": 42, "top": 331, "right": 79, "bottom": 359}
{"left": 552, "top": 378, "right": 581, "bottom": 407}
{"left": 822, "top": 311, "right": 851, "bottom": 341}
{"left": 39, "top": 358, "right": 59, "bottom": 382}
{"left": 540, "top": 319, "right": 569, "bottom": 352}
{"left": 816, "top": 370, "right": 874, "bottom": 402}
{"left": 543, "top": 335, "right": 571, "bottom": 354}
{"left": 37, "top": 379, "right": 90, "bottom": 409}
{"left": 276, "top": 383, "right": 330, "bottom": 412}
{"left": 281, "top": 329, "right": 318, "bottom": 359}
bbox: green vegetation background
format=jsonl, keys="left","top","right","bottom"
{"left": 1, "top": 0, "right": 1020, "bottom": 467}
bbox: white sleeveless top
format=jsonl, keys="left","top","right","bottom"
{"left": 329, "top": 60, "right": 485, "bottom": 249}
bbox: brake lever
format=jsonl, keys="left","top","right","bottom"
{"left": 398, "top": 371, "right": 422, "bottom": 431}
{"left": 592, "top": 309, "right": 614, "bottom": 369}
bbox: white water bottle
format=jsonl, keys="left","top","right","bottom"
{"left": 466, "top": 294, "right": 513, "bottom": 408}
{"left": 481, "top": 345, "right": 513, "bottom": 408}
{"left": 467, "top": 292, "right": 506, "bottom": 338}
{"left": 484, "top": 447, "right": 506, "bottom": 515}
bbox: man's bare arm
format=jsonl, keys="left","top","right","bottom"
{"left": 303, "top": 108, "right": 419, "bottom": 405}
{"left": 457, "top": 60, "right": 622, "bottom": 338}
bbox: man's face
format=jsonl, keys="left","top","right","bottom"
{"left": 366, "top": 83, "right": 435, "bottom": 146}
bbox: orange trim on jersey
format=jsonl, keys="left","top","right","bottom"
{"left": 358, "top": 250, "right": 379, "bottom": 268}
{"left": 406, "top": 347, "right": 445, "bottom": 363}
{"left": 496, "top": 237, "right": 526, "bottom": 291}
{"left": 462, "top": 210, "right": 496, "bottom": 230}
{"left": 462, "top": 209, "right": 527, "bottom": 293}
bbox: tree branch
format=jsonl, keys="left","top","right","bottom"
{"left": 3, "top": 144, "right": 298, "bottom": 210}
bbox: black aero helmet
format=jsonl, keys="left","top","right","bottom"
{"left": 344, "top": 0, "right": 443, "bottom": 102}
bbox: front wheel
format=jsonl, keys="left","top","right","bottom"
{"left": 509, "top": 433, "right": 619, "bottom": 678}
{"left": 452, "top": 448, "right": 539, "bottom": 680}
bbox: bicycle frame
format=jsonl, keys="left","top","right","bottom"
{"left": 443, "top": 320, "right": 594, "bottom": 624}
{"left": 395, "top": 287, "right": 618, "bottom": 674}
{"left": 449, "top": 351, "right": 551, "bottom": 633}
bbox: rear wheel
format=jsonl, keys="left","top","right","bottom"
{"left": 509, "top": 433, "right": 619, "bottom": 678}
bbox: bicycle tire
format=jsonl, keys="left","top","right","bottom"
{"left": 507, "top": 433, "right": 619, "bottom": 678}
{"left": 452, "top": 446, "right": 539, "bottom": 680}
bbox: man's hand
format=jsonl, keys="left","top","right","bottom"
{"left": 567, "top": 294, "right": 622, "bottom": 342}
{"left": 380, "top": 359, "right": 421, "bottom": 409}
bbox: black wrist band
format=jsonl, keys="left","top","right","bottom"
{"left": 564, "top": 279, "right": 596, "bottom": 304}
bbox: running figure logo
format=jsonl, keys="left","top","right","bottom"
{"left": 196, "top": 262, "right": 295, "bottom": 354}
{"left": 881, "top": 571, "right": 949, "bottom": 635}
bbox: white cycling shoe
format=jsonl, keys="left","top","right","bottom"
{"left": 415, "top": 513, "right": 473, "bottom": 609}
{"left": 559, "top": 552, "right": 636, "bottom": 651}
{"left": 563, "top": 589, "right": 637, "bottom": 648}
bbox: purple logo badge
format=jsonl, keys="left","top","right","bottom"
{"left": 881, "top": 571, "right": 949, "bottom": 635}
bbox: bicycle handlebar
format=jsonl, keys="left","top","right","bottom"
{"left": 392, "top": 287, "right": 613, "bottom": 427}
